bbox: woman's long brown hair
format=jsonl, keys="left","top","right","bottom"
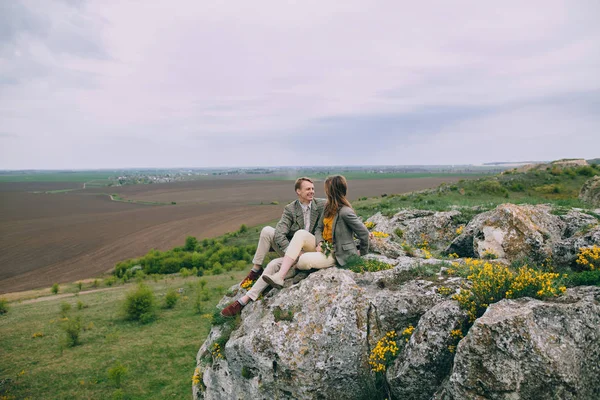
{"left": 324, "top": 175, "right": 352, "bottom": 218}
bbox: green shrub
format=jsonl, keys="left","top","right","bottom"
{"left": 60, "top": 302, "right": 71, "bottom": 317}
{"left": 342, "top": 255, "right": 394, "bottom": 273}
{"left": 401, "top": 242, "right": 416, "bottom": 257}
{"left": 534, "top": 184, "right": 563, "bottom": 194}
{"left": 123, "top": 284, "right": 156, "bottom": 323}
{"left": 565, "top": 270, "right": 600, "bottom": 287}
{"left": 77, "top": 282, "right": 83, "bottom": 291}
{"left": 194, "top": 293, "right": 204, "bottom": 314}
{"left": 576, "top": 166, "right": 595, "bottom": 176}
{"left": 180, "top": 268, "right": 192, "bottom": 278}
{"left": 211, "top": 265, "right": 224, "bottom": 275}
{"left": 163, "top": 288, "right": 179, "bottom": 309}
{"left": 0, "top": 297, "right": 8, "bottom": 315}
{"left": 77, "top": 300, "right": 87, "bottom": 310}
{"left": 134, "top": 270, "right": 146, "bottom": 283}
{"left": 184, "top": 236, "right": 199, "bottom": 251}
{"left": 139, "top": 312, "right": 155, "bottom": 324}
{"left": 107, "top": 361, "right": 128, "bottom": 388}
{"left": 507, "top": 182, "right": 525, "bottom": 192}
{"left": 105, "top": 276, "right": 117, "bottom": 286}
{"left": 239, "top": 224, "right": 248, "bottom": 233}
{"left": 477, "top": 180, "right": 507, "bottom": 195}
{"left": 63, "top": 316, "right": 82, "bottom": 347}
{"left": 51, "top": 283, "right": 59, "bottom": 294}
{"left": 92, "top": 279, "right": 99, "bottom": 288}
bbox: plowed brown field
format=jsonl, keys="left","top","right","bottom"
{"left": 0, "top": 177, "right": 461, "bottom": 293}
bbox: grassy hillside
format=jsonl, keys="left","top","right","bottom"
{"left": 354, "top": 163, "right": 599, "bottom": 219}
{"left": 0, "top": 272, "right": 247, "bottom": 400}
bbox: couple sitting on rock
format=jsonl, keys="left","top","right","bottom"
{"left": 221, "top": 175, "right": 370, "bottom": 316}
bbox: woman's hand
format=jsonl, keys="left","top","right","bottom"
{"left": 316, "top": 242, "right": 323, "bottom": 253}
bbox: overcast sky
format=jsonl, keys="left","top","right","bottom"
{"left": 1, "top": 0, "right": 599, "bottom": 169}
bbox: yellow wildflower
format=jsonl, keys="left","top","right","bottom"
{"left": 372, "top": 231, "right": 390, "bottom": 238}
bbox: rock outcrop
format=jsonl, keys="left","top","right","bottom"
{"left": 367, "top": 210, "right": 461, "bottom": 249}
{"left": 446, "top": 204, "right": 565, "bottom": 263}
{"left": 579, "top": 175, "right": 600, "bottom": 207}
{"left": 194, "top": 265, "right": 600, "bottom": 399}
{"left": 437, "top": 286, "right": 600, "bottom": 399}
{"left": 194, "top": 202, "right": 600, "bottom": 399}
{"left": 194, "top": 261, "right": 459, "bottom": 400}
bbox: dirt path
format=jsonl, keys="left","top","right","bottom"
{"left": 18, "top": 286, "right": 123, "bottom": 305}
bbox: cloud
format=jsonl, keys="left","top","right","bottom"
{"left": 0, "top": 0, "right": 599, "bottom": 168}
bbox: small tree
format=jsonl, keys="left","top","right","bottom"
{"left": 163, "top": 288, "right": 179, "bottom": 309}
{"left": 60, "top": 302, "right": 71, "bottom": 317}
{"left": 51, "top": 283, "right": 59, "bottom": 294}
{"left": 198, "top": 279, "right": 207, "bottom": 290}
{"left": 184, "top": 236, "right": 199, "bottom": 251}
{"left": 0, "top": 297, "right": 8, "bottom": 315}
{"left": 123, "top": 284, "right": 156, "bottom": 323}
{"left": 107, "top": 361, "right": 128, "bottom": 388}
{"left": 194, "top": 292, "right": 203, "bottom": 314}
{"left": 63, "top": 316, "right": 82, "bottom": 347}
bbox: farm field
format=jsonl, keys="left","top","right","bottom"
{"left": 0, "top": 176, "right": 465, "bottom": 294}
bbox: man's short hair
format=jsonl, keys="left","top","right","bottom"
{"left": 294, "top": 177, "right": 313, "bottom": 191}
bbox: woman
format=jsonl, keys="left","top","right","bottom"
{"left": 262, "top": 175, "right": 370, "bottom": 288}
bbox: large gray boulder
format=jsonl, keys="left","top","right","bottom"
{"left": 446, "top": 203, "right": 565, "bottom": 263}
{"left": 388, "top": 300, "right": 468, "bottom": 400}
{"left": 194, "top": 262, "right": 457, "bottom": 400}
{"left": 437, "top": 286, "right": 600, "bottom": 400}
{"left": 367, "top": 209, "right": 461, "bottom": 249}
{"left": 369, "top": 236, "right": 406, "bottom": 259}
{"left": 579, "top": 175, "right": 600, "bottom": 207}
{"left": 559, "top": 210, "right": 599, "bottom": 238}
{"left": 553, "top": 225, "right": 600, "bottom": 269}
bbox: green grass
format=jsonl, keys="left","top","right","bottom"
{"left": 0, "top": 171, "right": 118, "bottom": 183}
{"left": 0, "top": 272, "right": 245, "bottom": 399}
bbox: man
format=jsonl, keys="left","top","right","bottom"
{"left": 221, "top": 177, "right": 325, "bottom": 316}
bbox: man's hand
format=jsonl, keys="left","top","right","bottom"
{"left": 316, "top": 242, "right": 322, "bottom": 253}
{"left": 369, "top": 232, "right": 375, "bottom": 240}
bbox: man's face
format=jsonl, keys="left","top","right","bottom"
{"left": 296, "top": 180, "right": 315, "bottom": 204}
